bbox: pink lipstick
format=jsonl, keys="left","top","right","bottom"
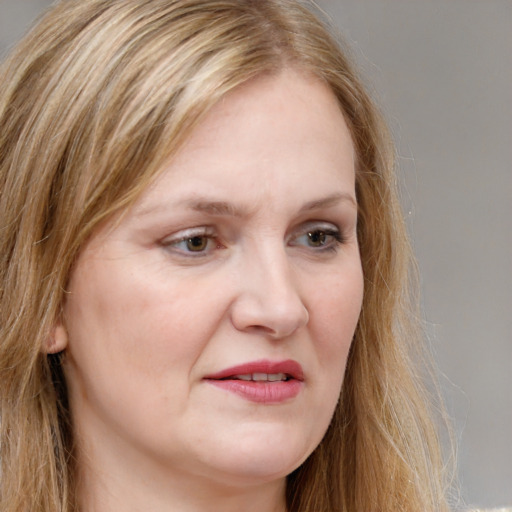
{"left": 204, "top": 359, "right": 304, "bottom": 403}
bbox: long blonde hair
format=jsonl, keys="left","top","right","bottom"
{"left": 0, "top": 1, "right": 451, "bottom": 510}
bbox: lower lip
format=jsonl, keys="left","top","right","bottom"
{"left": 206, "top": 379, "right": 302, "bottom": 403}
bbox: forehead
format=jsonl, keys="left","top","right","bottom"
{"left": 181, "top": 68, "right": 352, "bottom": 160}
{"left": 131, "top": 68, "right": 355, "bottom": 216}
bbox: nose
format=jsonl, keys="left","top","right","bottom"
{"left": 230, "top": 246, "right": 309, "bottom": 339}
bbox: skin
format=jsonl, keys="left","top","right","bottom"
{"left": 54, "top": 68, "right": 364, "bottom": 512}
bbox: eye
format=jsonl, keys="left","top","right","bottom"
{"left": 289, "top": 223, "right": 343, "bottom": 252}
{"left": 161, "top": 228, "right": 221, "bottom": 257}
{"left": 182, "top": 235, "right": 209, "bottom": 252}
{"left": 305, "top": 230, "right": 329, "bottom": 247}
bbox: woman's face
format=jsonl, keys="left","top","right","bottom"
{"left": 58, "top": 69, "right": 363, "bottom": 489}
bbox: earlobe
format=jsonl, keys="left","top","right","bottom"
{"left": 44, "top": 322, "right": 69, "bottom": 354}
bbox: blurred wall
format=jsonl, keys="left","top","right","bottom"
{"left": 317, "top": 2, "right": 512, "bottom": 508}
{"left": 1, "top": 0, "right": 511, "bottom": 508}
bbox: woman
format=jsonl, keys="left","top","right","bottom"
{"left": 0, "top": 1, "right": 451, "bottom": 511}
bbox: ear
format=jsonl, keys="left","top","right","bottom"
{"left": 44, "top": 321, "right": 69, "bottom": 354}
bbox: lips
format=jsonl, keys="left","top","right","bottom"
{"left": 205, "top": 359, "right": 304, "bottom": 381}
{"left": 204, "top": 359, "right": 304, "bottom": 403}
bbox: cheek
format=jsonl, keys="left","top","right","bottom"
{"left": 311, "top": 266, "right": 363, "bottom": 348}
{"left": 63, "top": 260, "right": 230, "bottom": 394}
{"left": 307, "top": 264, "right": 363, "bottom": 394}
{"left": 61, "top": 265, "right": 231, "bottom": 446}
{"left": 290, "top": 267, "right": 362, "bottom": 458}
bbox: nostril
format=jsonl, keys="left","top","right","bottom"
{"left": 246, "top": 325, "right": 275, "bottom": 335}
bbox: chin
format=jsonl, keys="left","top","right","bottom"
{"left": 195, "top": 427, "right": 315, "bottom": 485}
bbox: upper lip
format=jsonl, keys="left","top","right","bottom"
{"left": 204, "top": 359, "right": 304, "bottom": 381}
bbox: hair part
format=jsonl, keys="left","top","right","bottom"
{"left": 0, "top": 1, "right": 452, "bottom": 511}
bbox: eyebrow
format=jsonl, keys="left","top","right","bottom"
{"left": 187, "top": 199, "right": 248, "bottom": 217}
{"left": 298, "top": 193, "right": 357, "bottom": 212}
{"left": 188, "top": 192, "right": 356, "bottom": 217}
{"left": 136, "top": 192, "right": 356, "bottom": 219}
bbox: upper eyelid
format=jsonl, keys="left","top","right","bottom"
{"left": 161, "top": 226, "right": 214, "bottom": 243}
{"left": 288, "top": 224, "right": 342, "bottom": 244}
{"left": 295, "top": 220, "right": 339, "bottom": 230}
{"left": 288, "top": 220, "right": 341, "bottom": 237}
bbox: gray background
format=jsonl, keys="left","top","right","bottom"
{"left": 1, "top": 0, "right": 510, "bottom": 508}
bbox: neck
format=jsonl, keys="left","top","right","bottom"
{"left": 75, "top": 436, "right": 288, "bottom": 512}
{"left": 78, "top": 468, "right": 287, "bottom": 512}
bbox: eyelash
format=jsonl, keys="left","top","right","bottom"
{"left": 161, "top": 223, "right": 344, "bottom": 258}
{"left": 161, "top": 227, "right": 221, "bottom": 257}
{"left": 289, "top": 225, "right": 344, "bottom": 253}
